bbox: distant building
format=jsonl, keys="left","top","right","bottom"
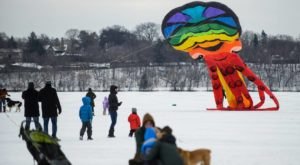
{"left": 44, "top": 44, "right": 83, "bottom": 56}
{"left": 0, "top": 48, "right": 23, "bottom": 62}
{"left": 44, "top": 44, "right": 68, "bottom": 56}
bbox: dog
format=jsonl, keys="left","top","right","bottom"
{"left": 5, "top": 98, "right": 22, "bottom": 112}
{"left": 177, "top": 147, "right": 211, "bottom": 165}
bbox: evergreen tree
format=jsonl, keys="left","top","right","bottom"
{"left": 7, "top": 36, "right": 18, "bottom": 48}
{"left": 252, "top": 34, "right": 259, "bottom": 48}
{"left": 26, "top": 32, "right": 46, "bottom": 56}
{"left": 261, "top": 30, "right": 268, "bottom": 46}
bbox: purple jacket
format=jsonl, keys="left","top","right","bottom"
{"left": 103, "top": 97, "right": 109, "bottom": 109}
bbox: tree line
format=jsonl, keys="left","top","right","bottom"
{"left": 0, "top": 22, "right": 300, "bottom": 91}
{"left": 0, "top": 63, "right": 299, "bottom": 92}
{"left": 1, "top": 23, "right": 300, "bottom": 66}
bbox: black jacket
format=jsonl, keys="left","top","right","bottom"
{"left": 86, "top": 91, "right": 96, "bottom": 107}
{"left": 22, "top": 88, "right": 39, "bottom": 117}
{"left": 108, "top": 85, "right": 121, "bottom": 111}
{"left": 145, "top": 141, "right": 183, "bottom": 165}
{"left": 38, "top": 84, "right": 61, "bottom": 117}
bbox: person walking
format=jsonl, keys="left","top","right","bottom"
{"left": 22, "top": 82, "right": 41, "bottom": 130}
{"left": 102, "top": 96, "right": 109, "bottom": 115}
{"left": 79, "top": 96, "right": 93, "bottom": 140}
{"left": 86, "top": 88, "right": 96, "bottom": 116}
{"left": 38, "top": 81, "right": 62, "bottom": 141}
{"left": 128, "top": 107, "right": 141, "bottom": 137}
{"left": 108, "top": 85, "right": 122, "bottom": 138}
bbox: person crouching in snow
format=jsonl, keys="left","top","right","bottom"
{"left": 141, "top": 127, "right": 157, "bottom": 160}
{"left": 128, "top": 107, "right": 141, "bottom": 137}
{"left": 79, "top": 96, "right": 93, "bottom": 140}
{"left": 144, "top": 126, "right": 184, "bottom": 165}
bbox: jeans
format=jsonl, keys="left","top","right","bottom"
{"left": 0, "top": 98, "right": 5, "bottom": 112}
{"left": 109, "top": 110, "right": 117, "bottom": 136}
{"left": 43, "top": 117, "right": 57, "bottom": 137}
{"left": 25, "top": 117, "right": 40, "bottom": 130}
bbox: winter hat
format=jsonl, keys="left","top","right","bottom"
{"left": 162, "top": 126, "right": 172, "bottom": 134}
{"left": 110, "top": 85, "right": 118, "bottom": 93}
{"left": 142, "top": 113, "right": 155, "bottom": 127}
{"left": 28, "top": 82, "right": 34, "bottom": 89}
{"left": 132, "top": 107, "right": 137, "bottom": 113}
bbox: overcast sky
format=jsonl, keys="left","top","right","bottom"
{"left": 0, "top": 0, "right": 299, "bottom": 38}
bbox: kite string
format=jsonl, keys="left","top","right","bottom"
{"left": 109, "top": 41, "right": 161, "bottom": 63}
{"left": 108, "top": 31, "right": 184, "bottom": 63}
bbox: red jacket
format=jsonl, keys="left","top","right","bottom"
{"left": 128, "top": 113, "right": 141, "bottom": 130}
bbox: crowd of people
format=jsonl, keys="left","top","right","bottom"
{"left": 22, "top": 81, "right": 62, "bottom": 141}
{"left": 2, "top": 82, "right": 205, "bottom": 165}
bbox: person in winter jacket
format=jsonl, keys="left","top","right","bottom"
{"left": 128, "top": 107, "right": 141, "bottom": 137}
{"left": 86, "top": 88, "right": 96, "bottom": 116}
{"left": 38, "top": 81, "right": 62, "bottom": 140}
{"left": 108, "top": 85, "right": 122, "bottom": 137}
{"left": 159, "top": 126, "right": 177, "bottom": 145}
{"left": 102, "top": 96, "right": 109, "bottom": 115}
{"left": 22, "top": 82, "right": 40, "bottom": 130}
{"left": 145, "top": 126, "right": 183, "bottom": 165}
{"left": 129, "top": 113, "right": 156, "bottom": 165}
{"left": 0, "top": 88, "right": 10, "bottom": 112}
{"left": 141, "top": 127, "right": 157, "bottom": 156}
{"left": 79, "top": 96, "right": 93, "bottom": 140}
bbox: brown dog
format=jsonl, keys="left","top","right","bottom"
{"left": 177, "top": 147, "right": 211, "bottom": 165}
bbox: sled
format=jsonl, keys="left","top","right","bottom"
{"left": 19, "top": 120, "right": 72, "bottom": 165}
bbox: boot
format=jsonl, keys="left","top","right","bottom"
{"left": 108, "top": 128, "right": 115, "bottom": 138}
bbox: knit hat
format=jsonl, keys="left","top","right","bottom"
{"left": 142, "top": 113, "right": 155, "bottom": 127}
{"left": 132, "top": 107, "right": 137, "bottom": 113}
{"left": 162, "top": 126, "right": 172, "bottom": 134}
{"left": 28, "top": 82, "right": 34, "bottom": 89}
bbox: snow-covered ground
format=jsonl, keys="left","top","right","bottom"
{"left": 0, "top": 91, "right": 300, "bottom": 165}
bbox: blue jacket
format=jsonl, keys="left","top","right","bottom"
{"left": 141, "top": 127, "right": 157, "bottom": 155}
{"left": 79, "top": 97, "right": 93, "bottom": 122}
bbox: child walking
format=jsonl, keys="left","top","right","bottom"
{"left": 128, "top": 108, "right": 141, "bottom": 137}
{"left": 102, "top": 96, "right": 109, "bottom": 115}
{"left": 79, "top": 96, "right": 93, "bottom": 140}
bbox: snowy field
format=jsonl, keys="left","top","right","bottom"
{"left": 1, "top": 91, "right": 300, "bottom": 165}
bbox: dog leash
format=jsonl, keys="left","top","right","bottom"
{"left": 4, "top": 113, "right": 19, "bottom": 127}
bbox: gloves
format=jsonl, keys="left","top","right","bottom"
{"left": 58, "top": 109, "right": 62, "bottom": 114}
{"left": 118, "top": 102, "right": 122, "bottom": 106}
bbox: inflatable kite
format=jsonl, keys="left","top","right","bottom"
{"left": 162, "top": 1, "right": 279, "bottom": 110}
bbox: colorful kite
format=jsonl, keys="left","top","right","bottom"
{"left": 162, "top": 1, "right": 279, "bottom": 110}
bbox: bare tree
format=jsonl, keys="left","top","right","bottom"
{"left": 65, "top": 29, "right": 80, "bottom": 54}
{"left": 134, "top": 22, "right": 160, "bottom": 43}
{"left": 77, "top": 71, "right": 91, "bottom": 91}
